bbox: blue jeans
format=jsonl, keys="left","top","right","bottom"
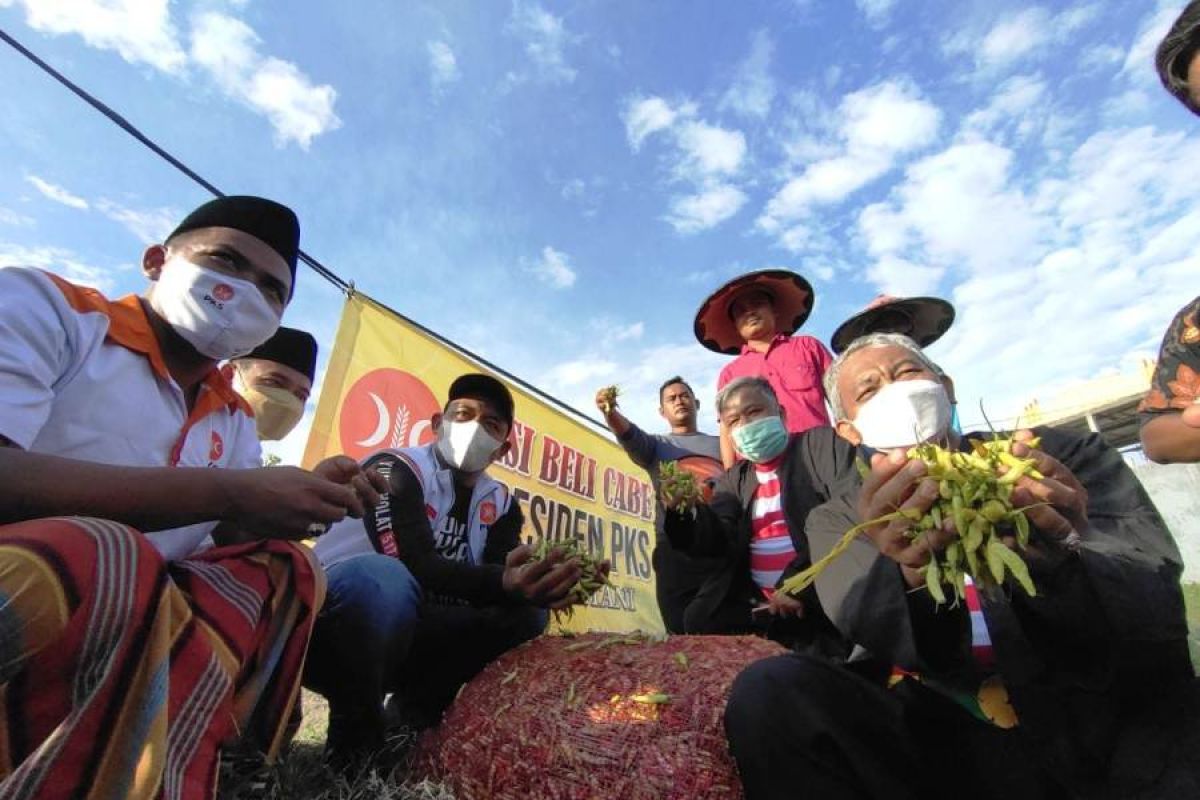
{"left": 303, "top": 553, "right": 548, "bottom": 759}
{"left": 303, "top": 554, "right": 423, "bottom": 758}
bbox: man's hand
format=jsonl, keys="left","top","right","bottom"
{"left": 221, "top": 466, "right": 367, "bottom": 540}
{"left": 594, "top": 387, "right": 616, "bottom": 416}
{"left": 1183, "top": 403, "right": 1200, "bottom": 428}
{"left": 1009, "top": 430, "right": 1087, "bottom": 548}
{"left": 761, "top": 591, "right": 804, "bottom": 618}
{"left": 501, "top": 544, "right": 611, "bottom": 609}
{"left": 312, "top": 455, "right": 389, "bottom": 518}
{"left": 857, "top": 451, "right": 954, "bottom": 587}
{"left": 658, "top": 481, "right": 697, "bottom": 513}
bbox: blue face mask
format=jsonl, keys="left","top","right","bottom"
{"left": 949, "top": 403, "right": 962, "bottom": 436}
{"left": 731, "top": 415, "right": 789, "bottom": 464}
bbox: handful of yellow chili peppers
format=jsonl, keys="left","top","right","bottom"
{"left": 781, "top": 436, "right": 1044, "bottom": 607}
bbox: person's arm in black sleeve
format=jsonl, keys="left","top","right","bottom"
{"left": 368, "top": 453, "right": 516, "bottom": 607}
{"left": 803, "top": 427, "right": 863, "bottom": 501}
{"left": 482, "top": 500, "right": 523, "bottom": 566}
{"left": 806, "top": 494, "right": 970, "bottom": 673}
{"left": 1004, "top": 428, "right": 1188, "bottom": 658}
{"left": 772, "top": 430, "right": 864, "bottom": 596}
{"left": 662, "top": 466, "right": 743, "bottom": 558}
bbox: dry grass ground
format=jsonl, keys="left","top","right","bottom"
{"left": 216, "top": 691, "right": 455, "bottom": 800}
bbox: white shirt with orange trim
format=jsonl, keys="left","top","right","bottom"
{"left": 0, "top": 266, "right": 263, "bottom": 560}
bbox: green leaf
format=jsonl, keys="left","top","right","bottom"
{"left": 995, "top": 542, "right": 1037, "bottom": 597}
{"left": 925, "top": 557, "right": 946, "bottom": 605}
{"left": 985, "top": 539, "right": 1008, "bottom": 585}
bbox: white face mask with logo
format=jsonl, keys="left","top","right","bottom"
{"left": 851, "top": 379, "right": 952, "bottom": 450}
{"left": 152, "top": 256, "right": 281, "bottom": 360}
{"left": 436, "top": 420, "right": 502, "bottom": 473}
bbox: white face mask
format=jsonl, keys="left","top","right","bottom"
{"left": 232, "top": 371, "right": 305, "bottom": 441}
{"left": 851, "top": 379, "right": 952, "bottom": 450}
{"left": 436, "top": 420, "right": 502, "bottom": 473}
{"left": 152, "top": 256, "right": 281, "bottom": 360}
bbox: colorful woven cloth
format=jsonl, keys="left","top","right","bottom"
{"left": 0, "top": 517, "right": 323, "bottom": 800}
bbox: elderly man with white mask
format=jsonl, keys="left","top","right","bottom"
{"left": 721, "top": 333, "right": 1195, "bottom": 800}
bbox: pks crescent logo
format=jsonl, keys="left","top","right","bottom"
{"left": 339, "top": 368, "right": 441, "bottom": 462}
{"left": 209, "top": 431, "right": 224, "bottom": 462}
{"left": 212, "top": 283, "right": 234, "bottom": 302}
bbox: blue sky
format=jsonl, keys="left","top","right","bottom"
{"left": 1, "top": 0, "right": 1197, "bottom": 463}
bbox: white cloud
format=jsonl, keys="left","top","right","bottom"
{"left": 26, "top": 175, "right": 89, "bottom": 210}
{"left": 542, "top": 340, "right": 730, "bottom": 432}
{"left": 8, "top": 0, "right": 186, "bottom": 73}
{"left": 508, "top": 2, "right": 576, "bottom": 84}
{"left": 1080, "top": 43, "right": 1127, "bottom": 72}
{"left": 622, "top": 95, "right": 681, "bottom": 150}
{"left": 856, "top": 0, "right": 897, "bottom": 27}
{"left": 947, "top": 4, "right": 1101, "bottom": 73}
{"left": 593, "top": 320, "right": 644, "bottom": 343}
{"left": 524, "top": 245, "right": 577, "bottom": 289}
{"left": 863, "top": 140, "right": 1045, "bottom": 275}
{"left": 852, "top": 124, "right": 1200, "bottom": 435}
{"left": 97, "top": 200, "right": 178, "bottom": 243}
{"left": 961, "top": 73, "right": 1049, "bottom": 141}
{"left": 545, "top": 358, "right": 617, "bottom": 388}
{"left": 428, "top": 40, "right": 460, "bottom": 89}
{"left": 865, "top": 255, "right": 944, "bottom": 297}
{"left": 719, "top": 30, "right": 775, "bottom": 118}
{"left": 666, "top": 183, "right": 747, "bottom": 234}
{"left": 675, "top": 121, "right": 747, "bottom": 178}
{"left": 979, "top": 8, "right": 1053, "bottom": 67}
{"left": 0, "top": 244, "right": 123, "bottom": 292}
{"left": 190, "top": 13, "right": 341, "bottom": 149}
{"left": 759, "top": 80, "right": 940, "bottom": 243}
{"left": 0, "top": 208, "right": 35, "bottom": 227}
{"left": 621, "top": 96, "right": 748, "bottom": 233}
{"left": 561, "top": 178, "right": 585, "bottom": 200}
{"left": 1122, "top": 2, "right": 1181, "bottom": 80}
{"left": 6, "top": 2, "right": 339, "bottom": 149}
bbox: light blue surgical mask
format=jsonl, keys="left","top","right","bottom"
{"left": 731, "top": 415, "right": 789, "bottom": 464}
{"left": 949, "top": 403, "right": 962, "bottom": 436}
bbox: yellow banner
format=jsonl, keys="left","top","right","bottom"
{"left": 304, "top": 293, "right": 664, "bottom": 635}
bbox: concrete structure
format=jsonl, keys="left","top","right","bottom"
{"left": 1009, "top": 362, "right": 1197, "bottom": 583}
{"left": 1018, "top": 360, "right": 1156, "bottom": 450}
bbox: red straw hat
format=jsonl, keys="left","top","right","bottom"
{"left": 693, "top": 269, "right": 815, "bottom": 355}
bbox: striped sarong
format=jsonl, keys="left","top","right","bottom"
{"left": 0, "top": 517, "right": 324, "bottom": 800}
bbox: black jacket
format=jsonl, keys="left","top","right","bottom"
{"left": 663, "top": 427, "right": 859, "bottom": 646}
{"left": 360, "top": 450, "right": 522, "bottom": 607}
{"left": 805, "top": 427, "right": 1193, "bottom": 794}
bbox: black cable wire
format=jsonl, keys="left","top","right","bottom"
{"left": 0, "top": 26, "right": 349, "bottom": 291}
{"left": 0, "top": 25, "right": 607, "bottom": 431}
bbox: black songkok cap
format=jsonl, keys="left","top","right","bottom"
{"left": 167, "top": 195, "right": 301, "bottom": 282}
{"left": 448, "top": 373, "right": 515, "bottom": 427}
{"left": 233, "top": 326, "right": 318, "bottom": 382}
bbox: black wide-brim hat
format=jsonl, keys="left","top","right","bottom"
{"left": 694, "top": 269, "right": 815, "bottom": 355}
{"left": 829, "top": 296, "right": 955, "bottom": 355}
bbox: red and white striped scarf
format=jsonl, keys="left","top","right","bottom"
{"left": 748, "top": 457, "right": 796, "bottom": 599}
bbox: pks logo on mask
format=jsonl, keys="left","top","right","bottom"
{"left": 209, "top": 431, "right": 224, "bottom": 462}
{"left": 212, "top": 283, "right": 234, "bottom": 302}
{"left": 339, "top": 368, "right": 441, "bottom": 461}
